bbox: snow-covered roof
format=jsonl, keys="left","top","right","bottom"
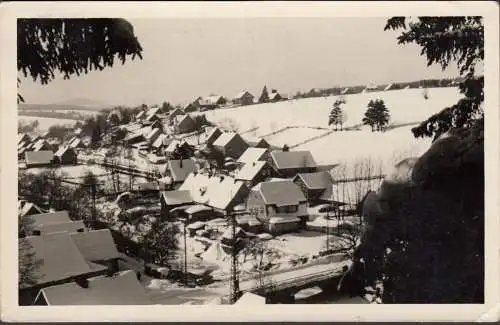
{"left": 69, "top": 229, "right": 120, "bottom": 262}
{"left": 38, "top": 270, "right": 153, "bottom": 305}
{"left": 161, "top": 190, "right": 193, "bottom": 206}
{"left": 22, "top": 232, "right": 101, "bottom": 287}
{"left": 254, "top": 180, "right": 306, "bottom": 206}
{"left": 54, "top": 145, "right": 73, "bottom": 158}
{"left": 213, "top": 132, "right": 241, "bottom": 148}
{"left": 234, "top": 91, "right": 254, "bottom": 100}
{"left": 179, "top": 172, "right": 247, "bottom": 211}
{"left": 39, "top": 220, "right": 86, "bottom": 235}
{"left": 26, "top": 210, "right": 71, "bottom": 228}
{"left": 235, "top": 161, "right": 267, "bottom": 181}
{"left": 294, "top": 171, "right": 333, "bottom": 190}
{"left": 166, "top": 159, "right": 197, "bottom": 182}
{"left": 145, "top": 128, "right": 161, "bottom": 140}
{"left": 235, "top": 292, "right": 266, "bottom": 305}
{"left": 270, "top": 150, "right": 317, "bottom": 170}
{"left": 237, "top": 147, "right": 268, "bottom": 164}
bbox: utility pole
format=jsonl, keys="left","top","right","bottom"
{"left": 184, "top": 220, "right": 188, "bottom": 286}
{"left": 229, "top": 204, "right": 245, "bottom": 304}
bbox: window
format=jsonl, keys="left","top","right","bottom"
{"left": 32, "top": 230, "right": 41, "bottom": 236}
{"left": 276, "top": 205, "right": 298, "bottom": 214}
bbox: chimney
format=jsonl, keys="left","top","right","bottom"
{"left": 220, "top": 176, "right": 224, "bottom": 182}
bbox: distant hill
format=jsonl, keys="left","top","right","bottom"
{"left": 18, "top": 102, "right": 110, "bottom": 112}
{"left": 54, "top": 97, "right": 108, "bottom": 108}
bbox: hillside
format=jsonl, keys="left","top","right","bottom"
{"left": 198, "top": 87, "right": 462, "bottom": 135}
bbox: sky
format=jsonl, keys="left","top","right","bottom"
{"left": 19, "top": 17, "right": 460, "bottom": 107}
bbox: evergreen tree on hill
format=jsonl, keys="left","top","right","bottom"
{"left": 259, "top": 85, "right": 270, "bottom": 103}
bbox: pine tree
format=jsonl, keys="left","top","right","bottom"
{"left": 373, "top": 99, "right": 390, "bottom": 131}
{"left": 259, "top": 85, "right": 269, "bottom": 103}
{"left": 329, "top": 98, "right": 346, "bottom": 131}
{"left": 362, "top": 100, "right": 377, "bottom": 132}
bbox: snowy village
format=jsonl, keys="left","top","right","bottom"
{"left": 15, "top": 15, "right": 485, "bottom": 307}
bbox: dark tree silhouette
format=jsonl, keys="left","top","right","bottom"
{"left": 259, "top": 85, "right": 270, "bottom": 103}
{"left": 328, "top": 98, "right": 346, "bottom": 131}
{"left": 17, "top": 18, "right": 143, "bottom": 102}
{"left": 362, "top": 99, "right": 390, "bottom": 132}
{"left": 384, "top": 17, "right": 483, "bottom": 140}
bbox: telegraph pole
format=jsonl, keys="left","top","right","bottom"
{"left": 229, "top": 204, "right": 245, "bottom": 304}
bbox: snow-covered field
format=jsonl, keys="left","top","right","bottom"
{"left": 18, "top": 116, "right": 78, "bottom": 131}
{"left": 296, "top": 125, "right": 433, "bottom": 174}
{"left": 199, "top": 87, "right": 462, "bottom": 134}
{"left": 261, "top": 127, "right": 328, "bottom": 148}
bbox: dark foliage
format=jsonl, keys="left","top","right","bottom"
{"left": 385, "top": 17, "right": 484, "bottom": 139}
{"left": 17, "top": 18, "right": 143, "bottom": 102}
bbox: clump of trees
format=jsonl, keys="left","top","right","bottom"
{"left": 362, "top": 99, "right": 390, "bottom": 132}
{"left": 18, "top": 120, "right": 39, "bottom": 134}
{"left": 328, "top": 97, "right": 347, "bottom": 131}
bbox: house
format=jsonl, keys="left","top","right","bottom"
{"left": 164, "top": 140, "right": 194, "bottom": 159}
{"left": 246, "top": 180, "right": 308, "bottom": 234}
{"left": 268, "top": 90, "right": 283, "bottom": 102}
{"left": 237, "top": 147, "right": 269, "bottom": 165}
{"left": 161, "top": 159, "right": 197, "bottom": 186}
{"left": 232, "top": 91, "right": 255, "bottom": 106}
{"left": 54, "top": 146, "right": 78, "bottom": 165}
{"left": 151, "top": 133, "right": 173, "bottom": 153}
{"left": 184, "top": 101, "right": 200, "bottom": 113}
{"left": 268, "top": 150, "right": 317, "bottom": 178}
{"left": 145, "top": 128, "right": 162, "bottom": 145}
{"left": 69, "top": 138, "right": 85, "bottom": 149}
{"left": 179, "top": 172, "right": 249, "bottom": 215}
{"left": 33, "top": 270, "right": 154, "bottom": 306}
{"left": 168, "top": 107, "right": 184, "bottom": 120}
{"left": 18, "top": 133, "right": 31, "bottom": 144}
{"left": 204, "top": 127, "right": 223, "bottom": 146}
{"left": 145, "top": 106, "right": 161, "bottom": 118}
{"left": 234, "top": 161, "right": 275, "bottom": 188}
{"left": 293, "top": 171, "right": 334, "bottom": 205}
{"left": 135, "top": 110, "right": 146, "bottom": 120}
{"left": 340, "top": 87, "right": 350, "bottom": 95}
{"left": 212, "top": 132, "right": 249, "bottom": 159}
{"left": 25, "top": 150, "right": 55, "bottom": 168}
{"left": 124, "top": 131, "right": 146, "bottom": 145}
{"left": 32, "top": 139, "right": 52, "bottom": 152}
{"left": 19, "top": 202, "right": 44, "bottom": 217}
{"left": 69, "top": 229, "right": 121, "bottom": 273}
{"left": 173, "top": 114, "right": 197, "bottom": 134}
{"left": 160, "top": 190, "right": 193, "bottom": 220}
{"left": 145, "top": 113, "right": 161, "bottom": 123}
{"left": 198, "top": 95, "right": 227, "bottom": 111}
{"left": 19, "top": 232, "right": 109, "bottom": 305}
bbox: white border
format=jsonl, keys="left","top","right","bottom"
{"left": 1, "top": 1, "right": 499, "bottom": 322}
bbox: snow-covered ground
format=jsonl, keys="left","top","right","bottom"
{"left": 198, "top": 87, "right": 462, "bottom": 133}
{"left": 262, "top": 127, "right": 328, "bottom": 147}
{"left": 296, "top": 125, "right": 433, "bottom": 174}
{"left": 18, "top": 116, "right": 78, "bottom": 131}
